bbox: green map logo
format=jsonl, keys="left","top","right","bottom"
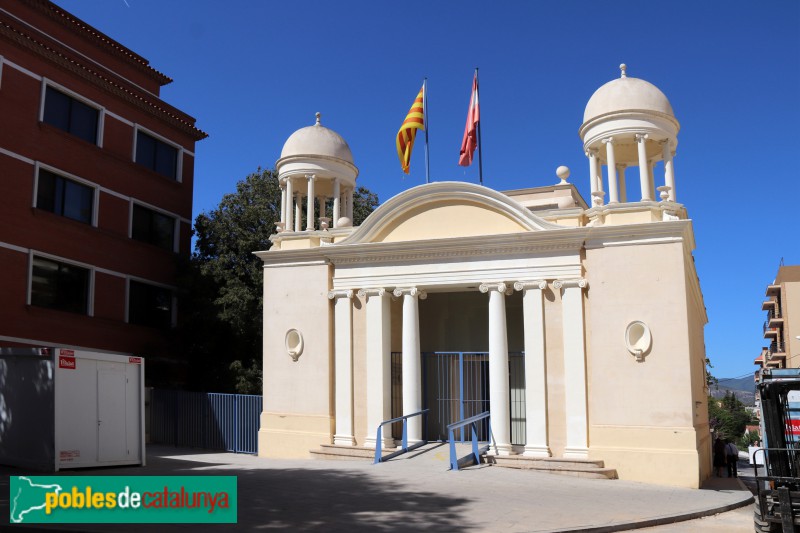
{"left": 9, "top": 476, "right": 237, "bottom": 524}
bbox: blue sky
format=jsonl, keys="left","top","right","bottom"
{"left": 54, "top": 0, "right": 799, "bottom": 379}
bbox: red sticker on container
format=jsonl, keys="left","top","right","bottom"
{"left": 59, "top": 349, "right": 75, "bottom": 357}
{"left": 129, "top": 357, "right": 142, "bottom": 364}
{"left": 59, "top": 356, "right": 76, "bottom": 369}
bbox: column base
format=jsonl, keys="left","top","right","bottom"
{"left": 488, "top": 443, "right": 514, "bottom": 456}
{"left": 364, "top": 436, "right": 395, "bottom": 449}
{"left": 523, "top": 445, "right": 551, "bottom": 458}
{"left": 333, "top": 434, "right": 355, "bottom": 446}
{"left": 563, "top": 446, "right": 589, "bottom": 459}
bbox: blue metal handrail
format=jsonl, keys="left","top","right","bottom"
{"left": 447, "top": 411, "right": 492, "bottom": 471}
{"left": 373, "top": 409, "right": 429, "bottom": 464}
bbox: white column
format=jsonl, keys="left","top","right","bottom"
{"left": 359, "top": 288, "right": 393, "bottom": 449}
{"left": 587, "top": 148, "right": 599, "bottom": 195}
{"left": 663, "top": 141, "right": 676, "bottom": 201}
{"left": 616, "top": 164, "right": 627, "bottom": 203}
{"left": 603, "top": 138, "right": 619, "bottom": 203}
{"left": 294, "top": 193, "right": 303, "bottom": 232}
{"left": 280, "top": 181, "right": 287, "bottom": 226}
{"left": 514, "top": 280, "right": 550, "bottom": 457}
{"left": 328, "top": 289, "right": 355, "bottom": 446}
{"left": 480, "top": 282, "right": 512, "bottom": 455}
{"left": 285, "top": 178, "right": 294, "bottom": 231}
{"left": 305, "top": 175, "right": 315, "bottom": 231}
{"left": 318, "top": 195, "right": 327, "bottom": 220}
{"left": 332, "top": 178, "right": 341, "bottom": 228}
{"left": 636, "top": 133, "right": 653, "bottom": 201}
{"left": 648, "top": 160, "right": 656, "bottom": 201}
{"left": 394, "top": 287, "right": 427, "bottom": 442}
{"left": 553, "top": 278, "right": 589, "bottom": 459}
{"left": 346, "top": 188, "right": 354, "bottom": 221}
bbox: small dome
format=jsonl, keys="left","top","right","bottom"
{"left": 583, "top": 67, "right": 674, "bottom": 124}
{"left": 280, "top": 113, "right": 354, "bottom": 164}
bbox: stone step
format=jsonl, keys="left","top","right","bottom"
{"left": 486, "top": 455, "right": 618, "bottom": 480}
{"left": 310, "top": 444, "right": 376, "bottom": 461}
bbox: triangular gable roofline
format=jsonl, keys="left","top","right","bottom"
{"left": 340, "top": 181, "right": 565, "bottom": 245}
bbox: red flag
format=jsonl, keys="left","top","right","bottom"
{"left": 459, "top": 72, "right": 480, "bottom": 166}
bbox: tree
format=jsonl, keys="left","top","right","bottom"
{"left": 183, "top": 168, "right": 379, "bottom": 393}
{"left": 708, "top": 390, "right": 757, "bottom": 446}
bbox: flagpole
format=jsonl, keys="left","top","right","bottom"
{"left": 424, "top": 78, "right": 430, "bottom": 184}
{"left": 475, "top": 68, "right": 483, "bottom": 186}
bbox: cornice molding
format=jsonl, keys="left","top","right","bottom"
{"left": 0, "top": 15, "right": 206, "bottom": 140}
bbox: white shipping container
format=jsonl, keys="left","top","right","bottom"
{"left": 0, "top": 347, "right": 145, "bottom": 471}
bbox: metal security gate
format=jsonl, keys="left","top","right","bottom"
{"left": 391, "top": 352, "right": 525, "bottom": 444}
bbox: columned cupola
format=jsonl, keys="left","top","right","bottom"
{"left": 275, "top": 113, "right": 359, "bottom": 233}
{"left": 579, "top": 65, "right": 680, "bottom": 220}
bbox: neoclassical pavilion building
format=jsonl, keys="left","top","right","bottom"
{"left": 257, "top": 66, "right": 711, "bottom": 488}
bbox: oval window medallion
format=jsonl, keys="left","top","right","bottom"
{"left": 625, "top": 321, "right": 652, "bottom": 363}
{"left": 285, "top": 329, "right": 304, "bottom": 362}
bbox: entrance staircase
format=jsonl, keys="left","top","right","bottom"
{"left": 486, "top": 454, "right": 618, "bottom": 480}
{"left": 311, "top": 443, "right": 618, "bottom": 479}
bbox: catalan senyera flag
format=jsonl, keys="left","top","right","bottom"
{"left": 459, "top": 71, "right": 480, "bottom": 167}
{"left": 396, "top": 84, "right": 426, "bottom": 174}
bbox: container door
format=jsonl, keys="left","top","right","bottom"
{"left": 97, "top": 363, "right": 127, "bottom": 462}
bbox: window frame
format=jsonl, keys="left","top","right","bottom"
{"left": 27, "top": 251, "right": 95, "bottom": 316}
{"left": 129, "top": 200, "right": 179, "bottom": 252}
{"left": 132, "top": 124, "right": 183, "bottom": 182}
{"left": 125, "top": 277, "right": 176, "bottom": 328}
{"left": 39, "top": 79, "right": 105, "bottom": 147}
{"left": 33, "top": 163, "right": 99, "bottom": 227}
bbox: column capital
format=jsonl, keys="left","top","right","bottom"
{"left": 602, "top": 136, "right": 615, "bottom": 144}
{"left": 479, "top": 282, "right": 512, "bottom": 295}
{"left": 306, "top": 173, "right": 316, "bottom": 181}
{"left": 514, "top": 280, "right": 548, "bottom": 291}
{"left": 357, "top": 288, "right": 387, "bottom": 299}
{"left": 553, "top": 278, "right": 588, "bottom": 290}
{"left": 393, "top": 287, "right": 427, "bottom": 299}
{"left": 616, "top": 163, "right": 627, "bottom": 170}
{"left": 585, "top": 148, "right": 599, "bottom": 158}
{"left": 635, "top": 133, "right": 649, "bottom": 143}
{"left": 328, "top": 289, "right": 354, "bottom": 300}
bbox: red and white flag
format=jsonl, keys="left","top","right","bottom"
{"left": 458, "top": 71, "right": 480, "bottom": 167}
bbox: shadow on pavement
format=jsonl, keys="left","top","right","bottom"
{"left": 0, "top": 450, "right": 473, "bottom": 532}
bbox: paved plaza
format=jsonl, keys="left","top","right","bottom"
{"left": 1, "top": 444, "right": 754, "bottom": 532}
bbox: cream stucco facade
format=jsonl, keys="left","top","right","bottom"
{"left": 257, "top": 66, "right": 711, "bottom": 488}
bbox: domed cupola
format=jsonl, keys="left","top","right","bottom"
{"left": 579, "top": 65, "right": 679, "bottom": 208}
{"left": 276, "top": 113, "right": 359, "bottom": 232}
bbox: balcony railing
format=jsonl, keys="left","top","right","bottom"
{"left": 767, "top": 308, "right": 783, "bottom": 321}
{"left": 769, "top": 340, "right": 786, "bottom": 355}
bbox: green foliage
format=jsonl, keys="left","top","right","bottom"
{"left": 180, "top": 168, "right": 379, "bottom": 393}
{"left": 705, "top": 357, "right": 718, "bottom": 388}
{"left": 708, "top": 391, "right": 758, "bottom": 447}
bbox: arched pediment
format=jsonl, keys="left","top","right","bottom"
{"left": 340, "top": 182, "right": 564, "bottom": 244}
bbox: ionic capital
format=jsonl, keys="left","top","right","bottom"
{"left": 585, "top": 148, "right": 599, "bottom": 158}
{"left": 553, "top": 279, "right": 588, "bottom": 290}
{"left": 328, "top": 289, "right": 354, "bottom": 300}
{"left": 479, "top": 282, "right": 511, "bottom": 295}
{"left": 392, "top": 287, "right": 427, "bottom": 300}
{"left": 357, "top": 288, "right": 387, "bottom": 299}
{"left": 306, "top": 173, "right": 316, "bottom": 182}
{"left": 602, "top": 137, "right": 615, "bottom": 145}
{"left": 514, "top": 280, "right": 548, "bottom": 292}
{"left": 635, "top": 133, "right": 649, "bottom": 143}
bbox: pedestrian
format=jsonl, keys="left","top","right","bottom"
{"left": 713, "top": 437, "right": 726, "bottom": 477}
{"left": 725, "top": 439, "right": 739, "bottom": 478}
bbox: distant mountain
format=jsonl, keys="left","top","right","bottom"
{"left": 710, "top": 376, "right": 756, "bottom": 406}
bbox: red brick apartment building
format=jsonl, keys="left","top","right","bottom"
{"left": 0, "top": 0, "right": 206, "bottom": 381}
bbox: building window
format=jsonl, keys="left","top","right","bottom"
{"left": 30, "top": 256, "right": 90, "bottom": 314}
{"left": 42, "top": 86, "right": 99, "bottom": 144}
{"left": 36, "top": 169, "right": 94, "bottom": 225}
{"left": 135, "top": 130, "right": 178, "bottom": 180}
{"left": 132, "top": 204, "right": 176, "bottom": 251}
{"left": 129, "top": 280, "right": 173, "bottom": 328}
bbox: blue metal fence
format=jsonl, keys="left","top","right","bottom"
{"left": 149, "top": 389, "right": 262, "bottom": 454}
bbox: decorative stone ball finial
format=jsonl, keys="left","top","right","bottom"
{"left": 556, "top": 165, "right": 570, "bottom": 184}
{"left": 620, "top": 64, "right": 627, "bottom": 79}
{"left": 315, "top": 112, "right": 321, "bottom": 125}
